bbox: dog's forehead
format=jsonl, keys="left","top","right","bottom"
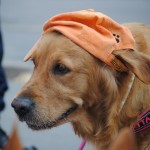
{"left": 24, "top": 33, "right": 57, "bottom": 61}
{"left": 24, "top": 31, "right": 89, "bottom": 62}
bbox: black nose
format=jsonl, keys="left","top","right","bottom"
{"left": 11, "top": 97, "right": 34, "bottom": 118}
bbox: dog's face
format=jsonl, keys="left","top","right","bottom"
{"left": 11, "top": 30, "right": 150, "bottom": 132}
{"left": 12, "top": 31, "right": 111, "bottom": 130}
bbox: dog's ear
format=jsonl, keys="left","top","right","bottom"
{"left": 113, "top": 49, "right": 150, "bottom": 84}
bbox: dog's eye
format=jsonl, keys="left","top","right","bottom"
{"left": 53, "top": 63, "right": 70, "bottom": 75}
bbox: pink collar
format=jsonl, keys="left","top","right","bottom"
{"left": 78, "top": 140, "right": 86, "bottom": 150}
{"left": 132, "top": 108, "right": 150, "bottom": 133}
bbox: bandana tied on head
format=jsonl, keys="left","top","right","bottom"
{"left": 24, "top": 9, "right": 135, "bottom": 72}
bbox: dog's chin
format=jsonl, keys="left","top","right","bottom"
{"left": 23, "top": 104, "right": 78, "bottom": 130}
{"left": 26, "top": 121, "right": 58, "bottom": 130}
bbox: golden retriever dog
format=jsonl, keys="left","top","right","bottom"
{"left": 11, "top": 22, "right": 150, "bottom": 150}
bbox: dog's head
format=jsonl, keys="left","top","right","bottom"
{"left": 11, "top": 31, "right": 150, "bottom": 131}
{"left": 11, "top": 31, "right": 105, "bottom": 130}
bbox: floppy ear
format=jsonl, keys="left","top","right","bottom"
{"left": 113, "top": 49, "right": 150, "bottom": 84}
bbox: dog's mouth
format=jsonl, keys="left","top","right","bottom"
{"left": 26, "top": 104, "right": 78, "bottom": 130}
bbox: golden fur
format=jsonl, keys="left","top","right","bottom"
{"left": 109, "top": 128, "right": 137, "bottom": 150}
{"left": 13, "top": 23, "right": 150, "bottom": 150}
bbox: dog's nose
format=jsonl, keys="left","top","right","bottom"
{"left": 11, "top": 97, "right": 34, "bottom": 117}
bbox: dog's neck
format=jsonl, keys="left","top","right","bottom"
{"left": 71, "top": 72, "right": 135, "bottom": 149}
{"left": 117, "top": 75, "right": 150, "bottom": 150}
{"left": 72, "top": 72, "right": 150, "bottom": 150}
{"left": 119, "top": 76, "right": 150, "bottom": 124}
{"left": 72, "top": 108, "right": 111, "bottom": 149}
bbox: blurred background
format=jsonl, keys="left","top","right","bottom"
{"left": 0, "top": 0, "right": 150, "bottom": 150}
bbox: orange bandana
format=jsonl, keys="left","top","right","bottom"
{"left": 24, "top": 9, "right": 135, "bottom": 72}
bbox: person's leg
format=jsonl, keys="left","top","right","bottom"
{"left": 0, "top": 30, "right": 8, "bottom": 112}
{"left": 0, "top": 21, "right": 9, "bottom": 149}
{"left": 0, "top": 127, "right": 8, "bottom": 149}
{"left": 0, "top": 2, "right": 9, "bottom": 149}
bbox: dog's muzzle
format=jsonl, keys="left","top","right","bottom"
{"left": 11, "top": 97, "right": 78, "bottom": 130}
